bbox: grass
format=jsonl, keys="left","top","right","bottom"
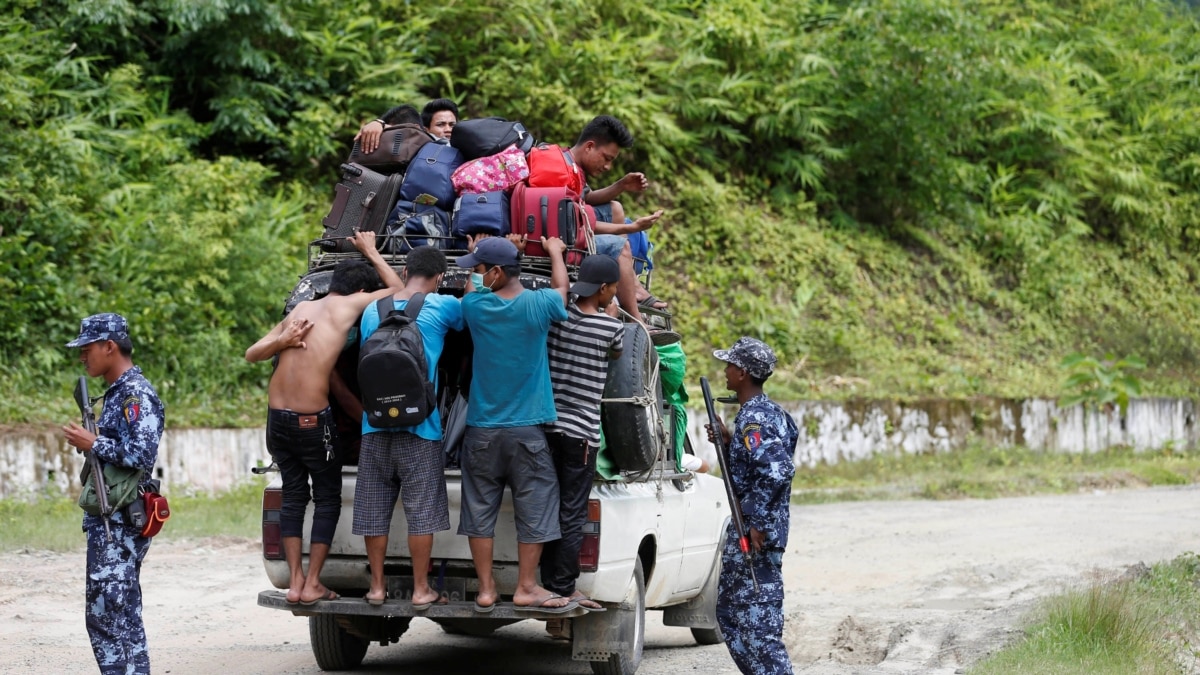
{"left": 0, "top": 479, "right": 268, "bottom": 553}
{"left": 791, "top": 443, "right": 1200, "bottom": 504}
{"left": 972, "top": 553, "right": 1200, "bottom": 674}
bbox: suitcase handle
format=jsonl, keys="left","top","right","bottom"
{"left": 539, "top": 196, "right": 549, "bottom": 239}
{"left": 340, "top": 163, "right": 364, "bottom": 178}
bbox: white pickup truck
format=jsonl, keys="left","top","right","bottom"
{"left": 255, "top": 263, "right": 730, "bottom": 674}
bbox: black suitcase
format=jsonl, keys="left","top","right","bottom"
{"left": 321, "top": 163, "right": 404, "bottom": 252}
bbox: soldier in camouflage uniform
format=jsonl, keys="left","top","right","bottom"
{"left": 708, "top": 337, "right": 798, "bottom": 675}
{"left": 62, "top": 313, "right": 165, "bottom": 675}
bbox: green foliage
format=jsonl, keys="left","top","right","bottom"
{"left": 0, "top": 479, "right": 268, "bottom": 553}
{"left": 974, "top": 553, "right": 1200, "bottom": 674}
{"left": 1060, "top": 353, "right": 1146, "bottom": 415}
{"left": 7, "top": 0, "right": 1200, "bottom": 424}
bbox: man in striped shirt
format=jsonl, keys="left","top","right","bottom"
{"left": 541, "top": 255, "right": 625, "bottom": 613}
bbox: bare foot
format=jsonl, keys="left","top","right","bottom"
{"left": 364, "top": 588, "right": 387, "bottom": 605}
{"left": 568, "top": 591, "right": 604, "bottom": 610}
{"left": 285, "top": 587, "right": 302, "bottom": 604}
{"left": 299, "top": 583, "right": 340, "bottom": 605}
{"left": 513, "top": 586, "right": 571, "bottom": 609}
{"left": 474, "top": 587, "right": 499, "bottom": 611}
{"left": 411, "top": 586, "right": 441, "bottom": 607}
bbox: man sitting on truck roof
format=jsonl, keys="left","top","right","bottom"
{"left": 561, "top": 115, "right": 666, "bottom": 324}
{"left": 455, "top": 235, "right": 578, "bottom": 615}
{"left": 354, "top": 99, "right": 459, "bottom": 155}
{"left": 245, "top": 230, "right": 403, "bottom": 606}
{"left": 541, "top": 255, "right": 625, "bottom": 614}
{"left": 352, "top": 245, "right": 464, "bottom": 610}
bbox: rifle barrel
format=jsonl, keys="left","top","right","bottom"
{"left": 76, "top": 377, "right": 113, "bottom": 540}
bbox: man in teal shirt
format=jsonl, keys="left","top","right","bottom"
{"left": 352, "top": 246, "right": 464, "bottom": 609}
{"left": 457, "top": 235, "right": 576, "bottom": 615}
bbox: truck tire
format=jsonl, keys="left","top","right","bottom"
{"left": 309, "top": 614, "right": 369, "bottom": 671}
{"left": 602, "top": 324, "right": 663, "bottom": 472}
{"left": 589, "top": 559, "right": 646, "bottom": 675}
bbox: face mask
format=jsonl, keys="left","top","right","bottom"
{"left": 471, "top": 272, "right": 490, "bottom": 293}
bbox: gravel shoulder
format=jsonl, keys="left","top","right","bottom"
{"left": 1, "top": 485, "right": 1195, "bottom": 674}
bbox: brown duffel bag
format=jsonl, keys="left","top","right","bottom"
{"left": 347, "top": 123, "right": 434, "bottom": 174}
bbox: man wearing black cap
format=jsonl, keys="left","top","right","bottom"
{"left": 455, "top": 235, "right": 579, "bottom": 614}
{"left": 541, "top": 255, "right": 625, "bottom": 620}
{"left": 62, "top": 313, "right": 165, "bottom": 675}
{"left": 706, "top": 337, "right": 798, "bottom": 675}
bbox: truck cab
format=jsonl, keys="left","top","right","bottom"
{"left": 256, "top": 251, "right": 729, "bottom": 674}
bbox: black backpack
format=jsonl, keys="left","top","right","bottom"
{"left": 358, "top": 293, "right": 435, "bottom": 428}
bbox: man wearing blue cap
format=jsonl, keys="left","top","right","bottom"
{"left": 455, "top": 234, "right": 578, "bottom": 615}
{"left": 707, "top": 337, "right": 798, "bottom": 675}
{"left": 62, "top": 313, "right": 165, "bottom": 675}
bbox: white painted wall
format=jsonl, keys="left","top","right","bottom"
{"left": 3, "top": 398, "right": 1194, "bottom": 498}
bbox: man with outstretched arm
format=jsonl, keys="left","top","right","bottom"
{"left": 706, "top": 337, "right": 799, "bottom": 675}
{"left": 62, "top": 313, "right": 164, "bottom": 675}
{"left": 245, "top": 230, "right": 402, "bottom": 606}
{"left": 456, "top": 235, "right": 579, "bottom": 615}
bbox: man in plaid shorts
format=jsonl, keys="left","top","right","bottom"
{"left": 352, "top": 245, "right": 464, "bottom": 609}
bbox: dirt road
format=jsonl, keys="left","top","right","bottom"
{"left": 1, "top": 485, "right": 1195, "bottom": 674}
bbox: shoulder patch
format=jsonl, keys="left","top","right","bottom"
{"left": 123, "top": 395, "right": 141, "bottom": 424}
{"left": 743, "top": 423, "right": 762, "bottom": 451}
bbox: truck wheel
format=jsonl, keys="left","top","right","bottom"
{"left": 589, "top": 559, "right": 646, "bottom": 675}
{"left": 309, "top": 614, "right": 369, "bottom": 671}
{"left": 602, "top": 324, "right": 663, "bottom": 472}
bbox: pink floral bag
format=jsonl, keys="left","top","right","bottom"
{"left": 451, "top": 144, "right": 530, "bottom": 194}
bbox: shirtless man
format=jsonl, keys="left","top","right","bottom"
{"left": 245, "top": 230, "right": 403, "bottom": 605}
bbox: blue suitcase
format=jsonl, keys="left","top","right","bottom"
{"left": 451, "top": 191, "right": 511, "bottom": 237}
{"left": 399, "top": 141, "right": 463, "bottom": 211}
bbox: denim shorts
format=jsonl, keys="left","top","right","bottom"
{"left": 593, "top": 233, "right": 627, "bottom": 259}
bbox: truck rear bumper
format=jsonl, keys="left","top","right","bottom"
{"left": 257, "top": 589, "right": 591, "bottom": 620}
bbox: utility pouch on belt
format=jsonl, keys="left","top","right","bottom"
{"left": 126, "top": 479, "right": 170, "bottom": 538}
{"left": 78, "top": 463, "right": 144, "bottom": 516}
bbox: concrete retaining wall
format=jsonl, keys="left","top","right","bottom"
{"left": 3, "top": 398, "right": 1194, "bottom": 498}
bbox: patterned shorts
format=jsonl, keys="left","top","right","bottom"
{"left": 352, "top": 431, "right": 450, "bottom": 537}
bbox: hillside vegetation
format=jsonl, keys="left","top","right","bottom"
{"left": 5, "top": 0, "right": 1200, "bottom": 426}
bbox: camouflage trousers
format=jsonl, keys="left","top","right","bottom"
{"left": 716, "top": 528, "right": 793, "bottom": 675}
{"left": 85, "top": 515, "right": 152, "bottom": 675}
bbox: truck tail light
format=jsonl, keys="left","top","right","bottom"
{"left": 578, "top": 499, "right": 600, "bottom": 573}
{"left": 262, "top": 488, "right": 284, "bottom": 560}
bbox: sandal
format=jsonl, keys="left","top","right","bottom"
{"left": 638, "top": 294, "right": 670, "bottom": 312}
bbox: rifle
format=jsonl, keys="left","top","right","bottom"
{"left": 700, "top": 376, "right": 757, "bottom": 591}
{"left": 75, "top": 377, "right": 113, "bottom": 541}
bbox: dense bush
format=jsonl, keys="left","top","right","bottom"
{"left": 5, "top": 0, "right": 1200, "bottom": 425}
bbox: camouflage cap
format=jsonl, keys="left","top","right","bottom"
{"left": 66, "top": 313, "right": 130, "bottom": 348}
{"left": 713, "top": 336, "right": 777, "bottom": 379}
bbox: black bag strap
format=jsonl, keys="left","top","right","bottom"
{"left": 405, "top": 292, "right": 426, "bottom": 319}
{"left": 375, "top": 292, "right": 426, "bottom": 323}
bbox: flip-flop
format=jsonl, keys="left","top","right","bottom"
{"left": 473, "top": 598, "right": 497, "bottom": 614}
{"left": 299, "top": 590, "right": 341, "bottom": 606}
{"left": 638, "top": 294, "right": 669, "bottom": 310}
{"left": 513, "top": 593, "right": 579, "bottom": 615}
{"left": 412, "top": 594, "right": 449, "bottom": 611}
{"left": 568, "top": 593, "right": 607, "bottom": 613}
{"left": 364, "top": 592, "right": 386, "bottom": 607}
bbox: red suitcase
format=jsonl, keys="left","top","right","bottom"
{"left": 509, "top": 184, "right": 593, "bottom": 265}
